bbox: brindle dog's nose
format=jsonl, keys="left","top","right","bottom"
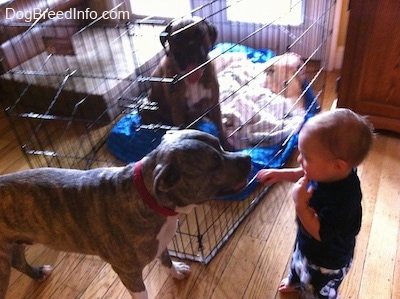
{"left": 239, "top": 153, "right": 252, "bottom": 174}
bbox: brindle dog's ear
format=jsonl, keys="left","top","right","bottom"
{"left": 154, "top": 163, "right": 180, "bottom": 193}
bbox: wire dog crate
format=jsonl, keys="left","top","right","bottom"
{"left": 1, "top": 0, "right": 336, "bottom": 264}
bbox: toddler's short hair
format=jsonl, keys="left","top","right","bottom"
{"left": 302, "top": 108, "right": 374, "bottom": 166}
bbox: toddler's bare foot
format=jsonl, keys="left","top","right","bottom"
{"left": 278, "top": 277, "right": 299, "bottom": 293}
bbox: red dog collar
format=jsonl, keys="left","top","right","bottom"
{"left": 133, "top": 160, "right": 178, "bottom": 217}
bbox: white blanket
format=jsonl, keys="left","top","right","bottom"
{"left": 213, "top": 52, "right": 306, "bottom": 149}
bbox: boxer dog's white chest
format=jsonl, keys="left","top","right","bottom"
{"left": 185, "top": 82, "right": 212, "bottom": 111}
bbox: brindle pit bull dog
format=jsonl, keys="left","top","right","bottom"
{"left": 0, "top": 130, "right": 251, "bottom": 299}
{"left": 143, "top": 16, "right": 226, "bottom": 146}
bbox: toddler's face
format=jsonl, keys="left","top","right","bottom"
{"left": 297, "top": 130, "right": 338, "bottom": 183}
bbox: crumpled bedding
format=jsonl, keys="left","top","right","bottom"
{"left": 210, "top": 43, "right": 308, "bottom": 149}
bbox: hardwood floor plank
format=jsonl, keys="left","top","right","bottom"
{"left": 102, "top": 276, "right": 132, "bottom": 299}
{"left": 79, "top": 263, "right": 119, "bottom": 298}
{"left": 212, "top": 235, "right": 265, "bottom": 298}
{"left": 358, "top": 134, "right": 400, "bottom": 299}
{"left": 244, "top": 181, "right": 297, "bottom": 298}
{"left": 63, "top": 256, "right": 108, "bottom": 296}
{"left": 339, "top": 134, "right": 387, "bottom": 298}
{"left": 184, "top": 222, "right": 247, "bottom": 299}
{"left": 28, "top": 252, "right": 87, "bottom": 299}
{"left": 144, "top": 260, "right": 173, "bottom": 299}
{"left": 243, "top": 184, "right": 286, "bottom": 241}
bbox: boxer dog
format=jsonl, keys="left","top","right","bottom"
{"left": 143, "top": 16, "right": 226, "bottom": 146}
{"left": 0, "top": 130, "right": 251, "bottom": 299}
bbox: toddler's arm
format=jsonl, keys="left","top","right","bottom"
{"left": 256, "top": 167, "right": 304, "bottom": 185}
{"left": 293, "top": 175, "right": 321, "bottom": 241}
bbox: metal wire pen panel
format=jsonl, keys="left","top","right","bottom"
{"left": 1, "top": 0, "right": 336, "bottom": 264}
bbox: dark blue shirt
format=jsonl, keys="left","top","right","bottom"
{"left": 296, "top": 169, "right": 362, "bottom": 269}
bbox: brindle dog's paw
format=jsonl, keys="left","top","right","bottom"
{"left": 34, "top": 265, "right": 54, "bottom": 281}
{"left": 170, "top": 261, "right": 191, "bottom": 280}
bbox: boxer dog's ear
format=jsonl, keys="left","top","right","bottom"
{"left": 160, "top": 22, "right": 172, "bottom": 52}
{"left": 204, "top": 19, "right": 217, "bottom": 47}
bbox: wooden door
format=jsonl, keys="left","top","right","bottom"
{"left": 338, "top": 0, "right": 400, "bottom": 133}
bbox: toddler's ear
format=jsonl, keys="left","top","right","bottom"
{"left": 334, "top": 158, "right": 349, "bottom": 172}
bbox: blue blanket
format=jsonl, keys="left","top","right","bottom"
{"left": 106, "top": 44, "right": 319, "bottom": 200}
{"left": 106, "top": 117, "right": 218, "bottom": 163}
{"left": 211, "top": 42, "right": 276, "bottom": 63}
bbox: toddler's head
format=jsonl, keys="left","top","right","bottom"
{"left": 301, "top": 108, "right": 374, "bottom": 168}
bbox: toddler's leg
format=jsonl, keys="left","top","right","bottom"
{"left": 279, "top": 245, "right": 302, "bottom": 293}
{"left": 308, "top": 260, "right": 352, "bottom": 299}
{"left": 279, "top": 277, "right": 299, "bottom": 293}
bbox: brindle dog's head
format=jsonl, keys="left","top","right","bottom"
{"left": 145, "top": 130, "right": 251, "bottom": 212}
{"left": 160, "top": 16, "right": 217, "bottom": 74}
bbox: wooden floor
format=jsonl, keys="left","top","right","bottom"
{"left": 1, "top": 71, "right": 400, "bottom": 298}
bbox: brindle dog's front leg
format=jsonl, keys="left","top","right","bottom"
{"left": 111, "top": 265, "right": 148, "bottom": 299}
{"left": 159, "top": 249, "right": 191, "bottom": 280}
{"left": 11, "top": 244, "right": 53, "bottom": 280}
{"left": 0, "top": 247, "right": 11, "bottom": 299}
{"left": 0, "top": 257, "right": 11, "bottom": 299}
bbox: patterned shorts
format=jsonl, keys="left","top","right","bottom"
{"left": 287, "top": 244, "right": 352, "bottom": 299}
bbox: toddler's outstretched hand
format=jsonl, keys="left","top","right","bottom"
{"left": 256, "top": 169, "right": 282, "bottom": 185}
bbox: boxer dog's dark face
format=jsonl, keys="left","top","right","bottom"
{"left": 160, "top": 16, "right": 217, "bottom": 81}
